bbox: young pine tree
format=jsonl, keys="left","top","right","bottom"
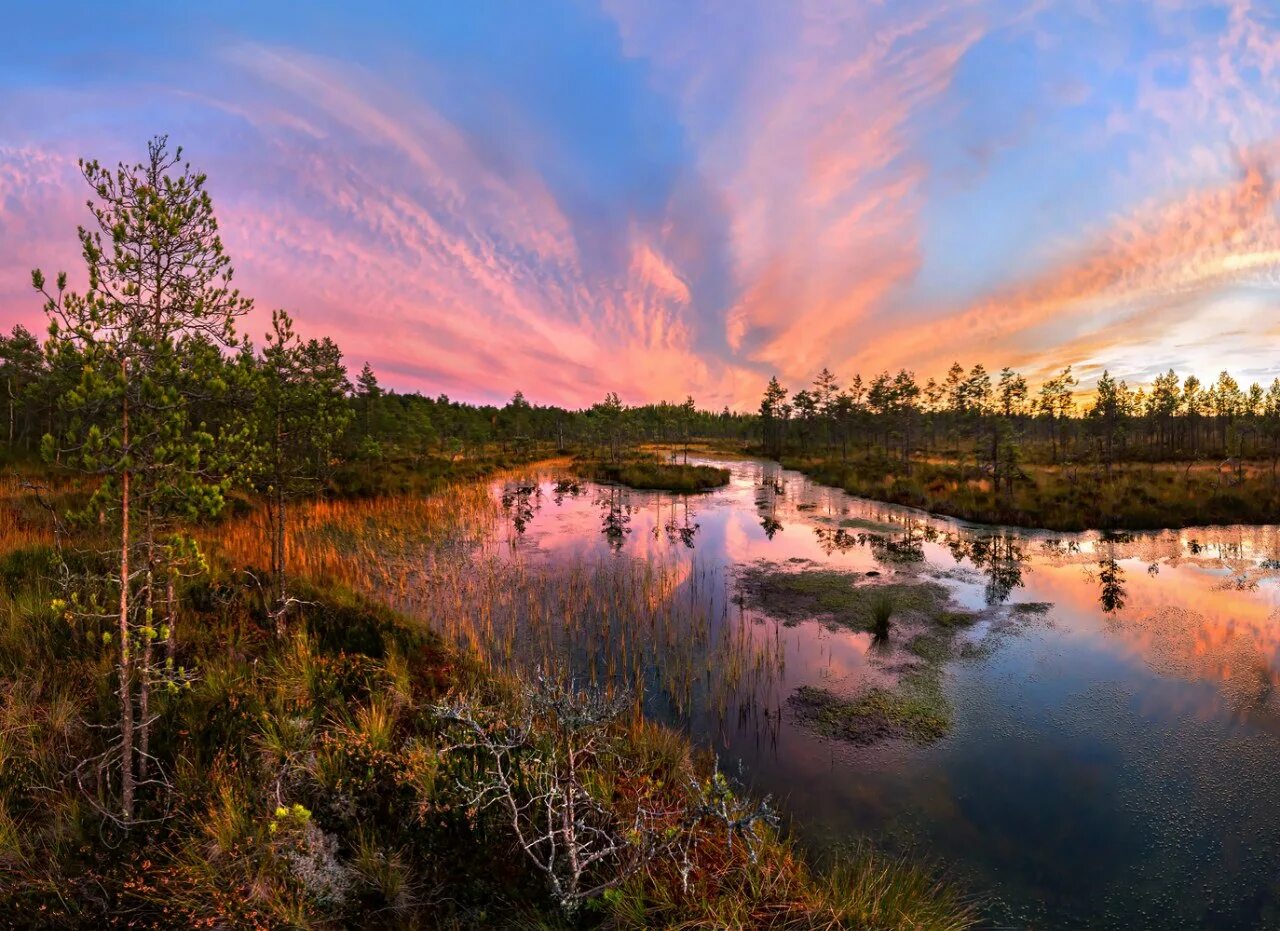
{"left": 33, "top": 136, "right": 250, "bottom": 822}
{"left": 255, "top": 309, "right": 353, "bottom": 637}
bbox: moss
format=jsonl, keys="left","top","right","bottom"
{"left": 736, "top": 567, "right": 950, "bottom": 632}
{"left": 934, "top": 609, "right": 980, "bottom": 629}
{"left": 789, "top": 671, "right": 950, "bottom": 745}
{"left": 907, "top": 633, "right": 952, "bottom": 664}
{"left": 1010, "top": 601, "right": 1052, "bottom": 615}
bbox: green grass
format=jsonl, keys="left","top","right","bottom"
{"left": 576, "top": 456, "right": 730, "bottom": 493}
{"left": 789, "top": 671, "right": 951, "bottom": 745}
{"left": 329, "top": 448, "right": 545, "bottom": 497}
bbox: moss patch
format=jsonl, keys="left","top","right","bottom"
{"left": 906, "top": 633, "right": 952, "bottom": 664}
{"left": 736, "top": 567, "right": 950, "bottom": 632}
{"left": 934, "top": 609, "right": 980, "bottom": 629}
{"left": 789, "top": 670, "right": 950, "bottom": 745}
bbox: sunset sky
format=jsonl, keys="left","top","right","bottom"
{"left": 2, "top": 1, "right": 1279, "bottom": 408}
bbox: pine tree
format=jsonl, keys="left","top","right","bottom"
{"left": 759, "top": 377, "right": 787, "bottom": 458}
{"left": 33, "top": 136, "right": 250, "bottom": 822}
{"left": 0, "top": 324, "right": 44, "bottom": 446}
{"left": 255, "top": 309, "right": 353, "bottom": 637}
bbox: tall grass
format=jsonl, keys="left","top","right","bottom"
{"left": 206, "top": 466, "right": 787, "bottom": 736}
{"left": 0, "top": 461, "right": 975, "bottom": 928}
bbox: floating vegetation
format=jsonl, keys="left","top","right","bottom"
{"left": 736, "top": 567, "right": 950, "bottom": 632}
{"left": 907, "top": 633, "right": 952, "bottom": 664}
{"left": 789, "top": 670, "right": 950, "bottom": 745}
{"left": 934, "top": 609, "right": 980, "bottom": 628}
{"left": 735, "top": 565, "right": 987, "bottom": 745}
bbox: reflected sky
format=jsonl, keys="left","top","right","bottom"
{"left": 487, "top": 457, "right": 1280, "bottom": 929}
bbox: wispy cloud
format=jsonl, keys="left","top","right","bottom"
{"left": 3, "top": 1, "right": 1280, "bottom": 405}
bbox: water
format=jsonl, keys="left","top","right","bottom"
{"left": 481, "top": 457, "right": 1280, "bottom": 929}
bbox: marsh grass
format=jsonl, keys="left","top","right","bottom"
{"left": 737, "top": 567, "right": 949, "bottom": 634}
{"left": 869, "top": 593, "right": 895, "bottom": 640}
{"left": 207, "top": 467, "right": 787, "bottom": 734}
{"left": 787, "top": 454, "right": 1280, "bottom": 531}
{"left": 790, "top": 671, "right": 951, "bottom": 745}
{"left": 0, "top": 461, "right": 975, "bottom": 928}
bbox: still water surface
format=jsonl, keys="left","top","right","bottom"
{"left": 477, "top": 457, "right": 1280, "bottom": 929}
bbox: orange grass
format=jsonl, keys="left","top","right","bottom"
{"left": 208, "top": 467, "right": 786, "bottom": 735}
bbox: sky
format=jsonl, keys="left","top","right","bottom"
{"left": 2, "top": 0, "right": 1279, "bottom": 409}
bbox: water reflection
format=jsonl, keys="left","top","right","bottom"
{"left": 1095, "top": 557, "right": 1126, "bottom": 613}
{"left": 475, "top": 457, "right": 1280, "bottom": 930}
{"left": 597, "top": 486, "right": 633, "bottom": 551}
{"left": 660, "top": 497, "right": 700, "bottom": 548}
{"left": 500, "top": 481, "right": 541, "bottom": 536}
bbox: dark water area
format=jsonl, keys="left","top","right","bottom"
{"left": 480, "top": 456, "right": 1280, "bottom": 929}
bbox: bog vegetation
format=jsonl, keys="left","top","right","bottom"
{"left": 754, "top": 363, "right": 1280, "bottom": 528}
{"left": 0, "top": 139, "right": 981, "bottom": 927}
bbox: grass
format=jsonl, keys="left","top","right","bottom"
{"left": 0, "top": 467, "right": 975, "bottom": 928}
{"left": 783, "top": 453, "right": 1280, "bottom": 531}
{"left": 328, "top": 447, "right": 546, "bottom": 498}
{"left": 869, "top": 593, "right": 895, "bottom": 640}
{"left": 737, "top": 567, "right": 981, "bottom": 747}
{"left": 575, "top": 456, "right": 730, "bottom": 493}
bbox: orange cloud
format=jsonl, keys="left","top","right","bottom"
{"left": 851, "top": 146, "right": 1280, "bottom": 384}
{"left": 210, "top": 46, "right": 752, "bottom": 407}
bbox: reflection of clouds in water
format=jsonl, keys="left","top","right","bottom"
{"left": 490, "top": 455, "right": 1280, "bottom": 723}
{"left": 477, "top": 456, "right": 1280, "bottom": 927}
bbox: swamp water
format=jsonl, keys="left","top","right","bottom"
{"left": 373, "top": 457, "right": 1280, "bottom": 929}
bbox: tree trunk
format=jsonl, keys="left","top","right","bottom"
{"left": 139, "top": 531, "right": 154, "bottom": 783}
{"left": 275, "top": 487, "right": 288, "bottom": 639}
{"left": 118, "top": 386, "right": 135, "bottom": 822}
{"left": 165, "top": 573, "right": 177, "bottom": 665}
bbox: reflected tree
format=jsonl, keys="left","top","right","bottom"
{"left": 502, "top": 481, "right": 542, "bottom": 536}
{"left": 598, "top": 487, "right": 632, "bottom": 551}
{"left": 663, "top": 497, "right": 700, "bottom": 548}
{"left": 1096, "top": 558, "right": 1126, "bottom": 613}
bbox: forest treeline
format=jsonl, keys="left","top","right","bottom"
{"left": 0, "top": 327, "right": 754, "bottom": 476}
{"left": 758, "top": 364, "right": 1280, "bottom": 476}
{"left": 9, "top": 325, "right": 1279, "bottom": 493}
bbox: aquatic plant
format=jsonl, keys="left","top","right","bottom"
{"left": 870, "top": 592, "right": 895, "bottom": 640}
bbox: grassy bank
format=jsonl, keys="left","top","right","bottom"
{"left": 329, "top": 448, "right": 547, "bottom": 498}
{"left": 575, "top": 456, "right": 730, "bottom": 493}
{"left": 0, "top": 505, "right": 974, "bottom": 928}
{"left": 783, "top": 454, "right": 1280, "bottom": 530}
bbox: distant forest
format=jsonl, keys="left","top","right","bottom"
{"left": 6, "top": 316, "right": 1278, "bottom": 477}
